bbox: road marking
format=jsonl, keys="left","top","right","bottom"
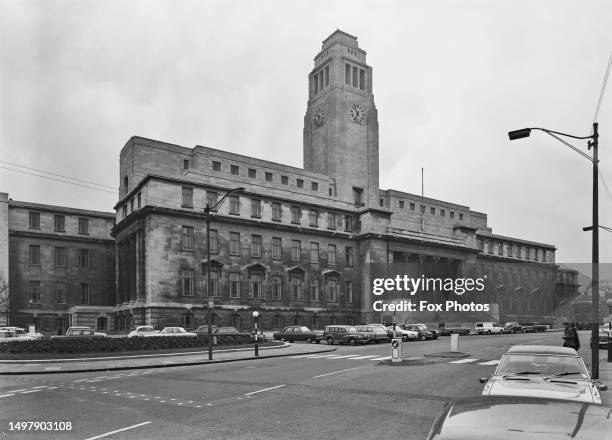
{"left": 348, "top": 355, "right": 377, "bottom": 360}
{"left": 73, "top": 378, "right": 91, "bottom": 383}
{"left": 44, "top": 367, "right": 61, "bottom": 371}
{"left": 288, "top": 355, "right": 315, "bottom": 358}
{"left": 312, "top": 367, "right": 361, "bottom": 378}
{"left": 20, "top": 390, "right": 42, "bottom": 394}
{"left": 323, "top": 355, "right": 356, "bottom": 359}
{"left": 83, "top": 421, "right": 152, "bottom": 440}
{"left": 31, "top": 386, "right": 48, "bottom": 389}
{"left": 0, "top": 394, "right": 15, "bottom": 398}
{"left": 448, "top": 359, "right": 477, "bottom": 364}
{"left": 371, "top": 356, "right": 392, "bottom": 361}
{"left": 478, "top": 360, "right": 500, "bottom": 366}
{"left": 244, "top": 384, "right": 286, "bottom": 396}
{"left": 10, "top": 389, "right": 27, "bottom": 393}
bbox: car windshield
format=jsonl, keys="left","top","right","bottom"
{"left": 347, "top": 327, "right": 358, "bottom": 332}
{"left": 299, "top": 327, "right": 311, "bottom": 332}
{"left": 138, "top": 327, "right": 155, "bottom": 332}
{"left": 496, "top": 354, "right": 588, "bottom": 378}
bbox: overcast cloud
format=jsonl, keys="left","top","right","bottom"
{"left": 1, "top": 0, "right": 611, "bottom": 264}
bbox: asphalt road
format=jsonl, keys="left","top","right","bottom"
{"left": 0, "top": 331, "right": 600, "bottom": 440}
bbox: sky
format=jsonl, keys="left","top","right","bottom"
{"left": 1, "top": 0, "right": 612, "bottom": 265}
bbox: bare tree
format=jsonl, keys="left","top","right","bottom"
{"left": 0, "top": 272, "right": 8, "bottom": 326}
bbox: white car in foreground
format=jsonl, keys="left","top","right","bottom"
{"left": 479, "top": 345, "right": 607, "bottom": 404}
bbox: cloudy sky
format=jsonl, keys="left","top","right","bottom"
{"left": 1, "top": 0, "right": 612, "bottom": 264}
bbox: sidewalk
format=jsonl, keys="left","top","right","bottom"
{"left": 598, "top": 354, "right": 612, "bottom": 406}
{"left": 0, "top": 342, "right": 335, "bottom": 375}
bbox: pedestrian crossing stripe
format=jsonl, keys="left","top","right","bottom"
{"left": 449, "top": 359, "right": 478, "bottom": 364}
{"left": 478, "top": 360, "right": 500, "bottom": 366}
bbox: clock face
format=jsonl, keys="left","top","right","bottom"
{"left": 349, "top": 104, "right": 366, "bottom": 124}
{"left": 313, "top": 108, "right": 326, "bottom": 128}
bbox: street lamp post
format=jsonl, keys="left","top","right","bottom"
{"left": 252, "top": 310, "right": 259, "bottom": 357}
{"left": 508, "top": 124, "right": 600, "bottom": 379}
{"left": 204, "top": 187, "right": 244, "bottom": 361}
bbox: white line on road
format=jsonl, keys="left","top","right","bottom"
{"left": 478, "top": 360, "right": 500, "bottom": 366}
{"left": 323, "top": 355, "right": 357, "bottom": 359}
{"left": 371, "top": 356, "right": 391, "bottom": 361}
{"left": 448, "top": 359, "right": 478, "bottom": 364}
{"left": 244, "top": 384, "right": 286, "bottom": 396}
{"left": 347, "top": 355, "right": 377, "bottom": 360}
{"left": 83, "top": 421, "right": 152, "bottom": 440}
{"left": 0, "top": 394, "right": 15, "bottom": 398}
{"left": 31, "top": 386, "right": 48, "bottom": 389}
{"left": 20, "top": 390, "right": 42, "bottom": 394}
{"left": 10, "top": 389, "right": 27, "bottom": 393}
{"left": 312, "top": 367, "right": 361, "bottom": 378}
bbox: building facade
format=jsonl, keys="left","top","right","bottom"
{"left": 1, "top": 31, "right": 580, "bottom": 333}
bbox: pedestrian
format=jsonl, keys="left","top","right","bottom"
{"left": 570, "top": 322, "right": 580, "bottom": 351}
{"left": 562, "top": 322, "right": 580, "bottom": 351}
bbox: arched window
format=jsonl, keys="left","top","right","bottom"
{"left": 97, "top": 316, "right": 108, "bottom": 331}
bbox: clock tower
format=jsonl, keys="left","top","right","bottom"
{"left": 303, "top": 30, "right": 379, "bottom": 207}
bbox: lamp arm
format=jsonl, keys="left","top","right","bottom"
{"left": 544, "top": 131, "right": 594, "bottom": 163}
{"left": 206, "top": 187, "right": 245, "bottom": 214}
{"left": 534, "top": 128, "right": 594, "bottom": 140}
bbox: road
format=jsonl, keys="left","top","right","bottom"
{"left": 0, "top": 331, "right": 602, "bottom": 440}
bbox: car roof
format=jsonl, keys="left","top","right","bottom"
{"left": 506, "top": 345, "right": 579, "bottom": 356}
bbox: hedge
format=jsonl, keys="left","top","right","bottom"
{"left": 0, "top": 334, "right": 253, "bottom": 355}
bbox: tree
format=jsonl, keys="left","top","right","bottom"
{"left": 0, "top": 272, "right": 8, "bottom": 326}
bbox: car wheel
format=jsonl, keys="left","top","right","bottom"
{"left": 306, "top": 337, "right": 312, "bottom": 344}
{"left": 419, "top": 334, "right": 426, "bottom": 341}
{"left": 375, "top": 339, "right": 380, "bottom": 344}
{"left": 280, "top": 337, "right": 286, "bottom": 342}
{"left": 499, "top": 330, "right": 504, "bottom": 334}
{"left": 315, "top": 340, "right": 321, "bottom": 344}
{"left": 327, "top": 337, "right": 334, "bottom": 345}
{"left": 349, "top": 338, "right": 356, "bottom": 346}
{"left": 402, "top": 335, "right": 408, "bottom": 342}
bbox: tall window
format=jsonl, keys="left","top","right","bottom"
{"left": 30, "top": 281, "right": 41, "bottom": 303}
{"left": 251, "top": 235, "right": 262, "bottom": 257}
{"left": 291, "top": 206, "right": 301, "bottom": 224}
{"left": 230, "top": 165, "right": 239, "bottom": 175}
{"left": 327, "top": 213, "right": 336, "bottom": 229}
{"left": 353, "top": 187, "right": 363, "bottom": 206}
{"left": 297, "top": 179, "right": 304, "bottom": 188}
{"left": 212, "top": 161, "right": 221, "bottom": 171}
{"left": 272, "top": 202, "right": 282, "bottom": 220}
{"left": 272, "top": 276, "right": 282, "bottom": 300}
{"left": 229, "top": 273, "right": 241, "bottom": 298}
{"left": 345, "top": 216, "right": 353, "bottom": 232}
{"left": 29, "top": 245, "right": 40, "bottom": 265}
{"left": 137, "top": 192, "right": 141, "bottom": 208}
{"left": 79, "top": 249, "right": 89, "bottom": 269}
{"left": 248, "top": 168, "right": 257, "bottom": 178}
{"left": 78, "top": 217, "right": 89, "bottom": 235}
{"left": 291, "top": 275, "right": 303, "bottom": 301}
{"left": 55, "top": 283, "right": 66, "bottom": 304}
{"left": 309, "top": 209, "right": 319, "bottom": 227}
{"left": 345, "top": 246, "right": 353, "bottom": 267}
{"left": 54, "top": 247, "right": 66, "bottom": 267}
{"left": 327, "top": 279, "right": 338, "bottom": 302}
{"left": 359, "top": 69, "right": 365, "bottom": 90}
{"left": 206, "top": 191, "right": 218, "bottom": 208}
{"left": 209, "top": 229, "right": 219, "bottom": 254}
{"left": 508, "top": 244, "right": 514, "bottom": 257}
{"left": 230, "top": 232, "right": 240, "bottom": 255}
{"left": 345, "top": 64, "right": 351, "bottom": 85}
{"left": 281, "top": 175, "right": 289, "bottom": 185}
{"left": 273, "top": 315, "right": 283, "bottom": 329}
{"left": 182, "top": 187, "right": 194, "bottom": 207}
{"left": 352, "top": 66, "right": 358, "bottom": 87}
{"left": 251, "top": 273, "right": 263, "bottom": 299}
{"left": 310, "top": 242, "right": 319, "bottom": 264}
{"left": 291, "top": 240, "right": 301, "bottom": 261}
{"left": 29, "top": 211, "right": 41, "bottom": 229}
{"left": 251, "top": 199, "right": 261, "bottom": 218}
{"left": 54, "top": 215, "right": 65, "bottom": 232}
{"left": 182, "top": 226, "right": 194, "bottom": 251}
{"left": 80, "top": 283, "right": 90, "bottom": 305}
{"left": 272, "top": 237, "right": 282, "bottom": 260}
{"left": 210, "top": 271, "right": 219, "bottom": 297}
{"left": 498, "top": 243, "right": 504, "bottom": 256}
{"left": 229, "top": 195, "right": 240, "bottom": 214}
{"left": 328, "top": 244, "right": 336, "bottom": 265}
{"left": 265, "top": 172, "right": 273, "bottom": 182}
{"left": 345, "top": 281, "right": 353, "bottom": 304}
{"left": 182, "top": 269, "right": 193, "bottom": 296}
{"left": 311, "top": 279, "right": 319, "bottom": 302}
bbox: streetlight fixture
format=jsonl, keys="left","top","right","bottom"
{"left": 203, "top": 186, "right": 245, "bottom": 360}
{"left": 252, "top": 310, "right": 259, "bottom": 357}
{"left": 508, "top": 123, "right": 600, "bottom": 379}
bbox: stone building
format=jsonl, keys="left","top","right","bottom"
{"left": 1, "top": 192, "right": 115, "bottom": 333}
{"left": 111, "top": 30, "right": 578, "bottom": 331}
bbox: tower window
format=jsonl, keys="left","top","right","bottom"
{"left": 314, "top": 73, "right": 318, "bottom": 94}
{"left": 183, "top": 159, "right": 189, "bottom": 170}
{"left": 399, "top": 200, "right": 404, "bottom": 209}
{"left": 230, "top": 165, "right": 239, "bottom": 175}
{"left": 311, "top": 182, "right": 318, "bottom": 191}
{"left": 325, "top": 65, "right": 329, "bottom": 87}
{"left": 297, "top": 179, "right": 304, "bottom": 188}
{"left": 265, "top": 172, "right": 273, "bottom": 182}
{"left": 281, "top": 175, "right": 289, "bottom": 185}
{"left": 359, "top": 69, "right": 365, "bottom": 90}
{"left": 248, "top": 168, "right": 256, "bottom": 178}
{"left": 318, "top": 73, "right": 323, "bottom": 93}
{"left": 345, "top": 64, "right": 351, "bottom": 85}
{"left": 212, "top": 161, "right": 221, "bottom": 172}
{"left": 353, "top": 187, "right": 364, "bottom": 207}
{"left": 352, "top": 66, "right": 358, "bottom": 87}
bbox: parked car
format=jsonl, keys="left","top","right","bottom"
{"left": 386, "top": 324, "right": 418, "bottom": 342}
{"left": 438, "top": 323, "right": 470, "bottom": 336}
{"left": 158, "top": 327, "right": 197, "bottom": 337}
{"left": 0, "top": 326, "right": 42, "bottom": 341}
{"left": 214, "top": 327, "right": 240, "bottom": 335}
{"left": 404, "top": 324, "right": 435, "bottom": 341}
{"left": 273, "top": 326, "right": 322, "bottom": 343}
{"left": 127, "top": 326, "right": 160, "bottom": 338}
{"left": 479, "top": 345, "right": 607, "bottom": 404}
{"left": 475, "top": 322, "right": 504, "bottom": 335}
{"left": 520, "top": 323, "right": 535, "bottom": 333}
{"left": 415, "top": 323, "right": 440, "bottom": 339}
{"left": 531, "top": 322, "right": 549, "bottom": 332}
{"left": 51, "top": 326, "right": 107, "bottom": 339}
{"left": 250, "top": 330, "right": 267, "bottom": 343}
{"left": 503, "top": 322, "right": 523, "bottom": 334}
{"left": 323, "top": 325, "right": 369, "bottom": 345}
{"left": 598, "top": 326, "right": 611, "bottom": 347}
{"left": 426, "top": 396, "right": 612, "bottom": 440}
{"left": 192, "top": 325, "right": 218, "bottom": 335}
{"left": 355, "top": 325, "right": 388, "bottom": 343}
